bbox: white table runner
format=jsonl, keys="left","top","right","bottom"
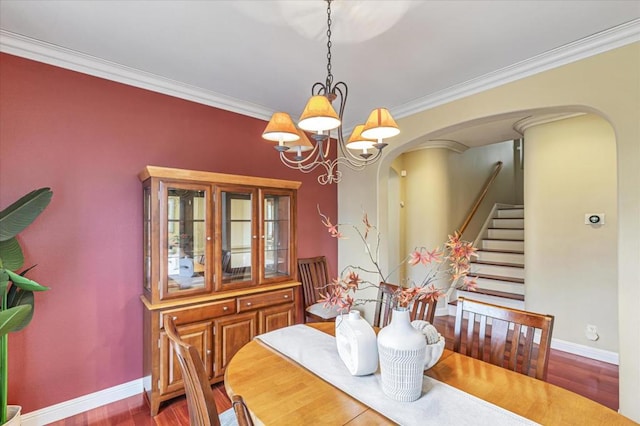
{"left": 256, "top": 324, "right": 539, "bottom": 426}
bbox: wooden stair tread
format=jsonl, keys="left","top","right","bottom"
{"left": 488, "top": 227, "right": 524, "bottom": 231}
{"left": 458, "top": 288, "right": 525, "bottom": 301}
{"left": 477, "top": 248, "right": 525, "bottom": 254}
{"left": 471, "top": 260, "right": 524, "bottom": 268}
{"left": 482, "top": 238, "right": 524, "bottom": 243}
{"left": 472, "top": 272, "right": 525, "bottom": 284}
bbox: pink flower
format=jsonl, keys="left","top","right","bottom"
{"left": 362, "top": 212, "right": 372, "bottom": 239}
{"left": 317, "top": 208, "right": 478, "bottom": 314}
{"left": 463, "top": 276, "right": 478, "bottom": 291}
{"left": 408, "top": 248, "right": 442, "bottom": 266}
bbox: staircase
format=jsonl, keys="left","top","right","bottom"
{"left": 455, "top": 204, "right": 525, "bottom": 311}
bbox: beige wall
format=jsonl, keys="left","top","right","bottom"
{"left": 525, "top": 114, "right": 618, "bottom": 351}
{"left": 338, "top": 42, "right": 640, "bottom": 421}
{"left": 448, "top": 140, "right": 518, "bottom": 240}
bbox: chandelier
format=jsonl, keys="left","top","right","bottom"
{"left": 261, "top": 0, "right": 400, "bottom": 185}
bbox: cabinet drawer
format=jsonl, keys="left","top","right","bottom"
{"left": 161, "top": 299, "right": 236, "bottom": 326}
{"left": 237, "top": 288, "right": 295, "bottom": 312}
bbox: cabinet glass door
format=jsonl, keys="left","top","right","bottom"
{"left": 164, "top": 184, "right": 210, "bottom": 297}
{"left": 262, "top": 192, "right": 291, "bottom": 280}
{"left": 220, "top": 188, "right": 255, "bottom": 286}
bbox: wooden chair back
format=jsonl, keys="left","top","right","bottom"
{"left": 163, "top": 316, "right": 255, "bottom": 425}
{"left": 453, "top": 297, "right": 555, "bottom": 380}
{"left": 232, "top": 395, "right": 254, "bottom": 426}
{"left": 164, "top": 315, "right": 221, "bottom": 426}
{"left": 297, "top": 255, "right": 331, "bottom": 308}
{"left": 373, "top": 282, "right": 438, "bottom": 327}
{"left": 410, "top": 295, "right": 438, "bottom": 324}
{"left": 373, "top": 282, "right": 399, "bottom": 327}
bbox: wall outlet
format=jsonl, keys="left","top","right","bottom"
{"left": 586, "top": 324, "right": 599, "bottom": 341}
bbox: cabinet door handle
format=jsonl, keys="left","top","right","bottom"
{"left": 283, "top": 295, "right": 289, "bottom": 299}
{"left": 261, "top": 235, "right": 265, "bottom": 239}
{"left": 252, "top": 235, "right": 257, "bottom": 239}
{"left": 206, "top": 350, "right": 212, "bottom": 355}
{"left": 246, "top": 302, "right": 252, "bottom": 307}
{"left": 223, "top": 306, "right": 228, "bottom": 311}
{"left": 172, "top": 316, "right": 177, "bottom": 320}
{"left": 206, "top": 236, "right": 211, "bottom": 241}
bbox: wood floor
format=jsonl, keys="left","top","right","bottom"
{"left": 50, "top": 315, "right": 620, "bottom": 425}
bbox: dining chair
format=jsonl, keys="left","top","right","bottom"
{"left": 297, "top": 256, "right": 340, "bottom": 322}
{"left": 453, "top": 297, "right": 555, "bottom": 380}
{"left": 163, "top": 316, "right": 254, "bottom": 426}
{"left": 373, "top": 282, "right": 438, "bottom": 327}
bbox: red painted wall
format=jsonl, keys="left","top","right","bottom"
{"left": 0, "top": 53, "right": 337, "bottom": 413}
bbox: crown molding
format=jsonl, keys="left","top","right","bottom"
{"left": 2, "top": 19, "right": 638, "bottom": 122}
{"left": 392, "top": 19, "right": 640, "bottom": 119}
{"left": 0, "top": 30, "right": 273, "bottom": 121}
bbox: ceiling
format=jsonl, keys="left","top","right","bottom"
{"left": 1, "top": 1, "right": 639, "bottom": 147}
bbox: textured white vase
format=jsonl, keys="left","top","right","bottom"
{"left": 335, "top": 310, "right": 378, "bottom": 376}
{"left": 377, "top": 308, "right": 427, "bottom": 401}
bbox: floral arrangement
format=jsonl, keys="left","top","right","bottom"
{"left": 317, "top": 208, "right": 478, "bottom": 313}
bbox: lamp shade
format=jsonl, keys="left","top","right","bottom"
{"left": 346, "top": 124, "right": 376, "bottom": 150}
{"left": 298, "top": 95, "right": 341, "bottom": 132}
{"left": 283, "top": 128, "right": 314, "bottom": 153}
{"left": 262, "top": 112, "right": 300, "bottom": 142}
{"left": 361, "top": 108, "right": 400, "bottom": 140}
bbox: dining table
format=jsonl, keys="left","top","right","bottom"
{"left": 224, "top": 322, "right": 635, "bottom": 425}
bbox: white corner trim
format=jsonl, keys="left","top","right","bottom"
{"left": 392, "top": 19, "right": 640, "bottom": 119}
{"left": 20, "top": 378, "right": 143, "bottom": 426}
{"left": 551, "top": 338, "right": 619, "bottom": 365}
{"left": 0, "top": 30, "right": 273, "bottom": 121}
{"left": 406, "top": 139, "right": 469, "bottom": 154}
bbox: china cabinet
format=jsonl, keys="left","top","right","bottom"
{"left": 140, "top": 166, "right": 301, "bottom": 415}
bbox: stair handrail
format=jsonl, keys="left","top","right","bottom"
{"left": 459, "top": 161, "right": 503, "bottom": 235}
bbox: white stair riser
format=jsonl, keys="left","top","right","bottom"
{"left": 456, "top": 290, "right": 525, "bottom": 310}
{"left": 476, "top": 251, "right": 524, "bottom": 265}
{"left": 471, "top": 263, "right": 525, "bottom": 279}
{"left": 487, "top": 229, "right": 524, "bottom": 240}
{"left": 492, "top": 218, "right": 524, "bottom": 229}
{"left": 474, "top": 277, "right": 525, "bottom": 295}
{"left": 481, "top": 239, "right": 524, "bottom": 251}
{"left": 497, "top": 209, "right": 524, "bottom": 219}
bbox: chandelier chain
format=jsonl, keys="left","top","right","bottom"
{"left": 325, "top": 0, "right": 333, "bottom": 89}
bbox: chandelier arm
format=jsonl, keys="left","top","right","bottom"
{"left": 279, "top": 152, "right": 341, "bottom": 185}
{"left": 311, "top": 81, "right": 328, "bottom": 96}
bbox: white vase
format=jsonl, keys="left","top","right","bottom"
{"left": 377, "top": 308, "right": 426, "bottom": 402}
{"left": 4, "top": 405, "right": 21, "bottom": 426}
{"left": 335, "top": 310, "right": 378, "bottom": 376}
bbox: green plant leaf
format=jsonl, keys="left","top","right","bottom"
{"left": 0, "top": 237, "right": 24, "bottom": 271}
{"left": 5, "top": 288, "right": 34, "bottom": 332}
{"left": 0, "top": 271, "right": 8, "bottom": 297}
{"left": 0, "top": 305, "right": 32, "bottom": 336}
{"left": 0, "top": 188, "right": 53, "bottom": 241}
{"left": 4, "top": 270, "right": 49, "bottom": 291}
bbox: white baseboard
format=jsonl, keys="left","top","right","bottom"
{"left": 551, "top": 338, "right": 619, "bottom": 365}
{"left": 20, "top": 378, "right": 143, "bottom": 426}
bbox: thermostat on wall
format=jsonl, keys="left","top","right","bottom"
{"left": 585, "top": 213, "right": 605, "bottom": 225}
